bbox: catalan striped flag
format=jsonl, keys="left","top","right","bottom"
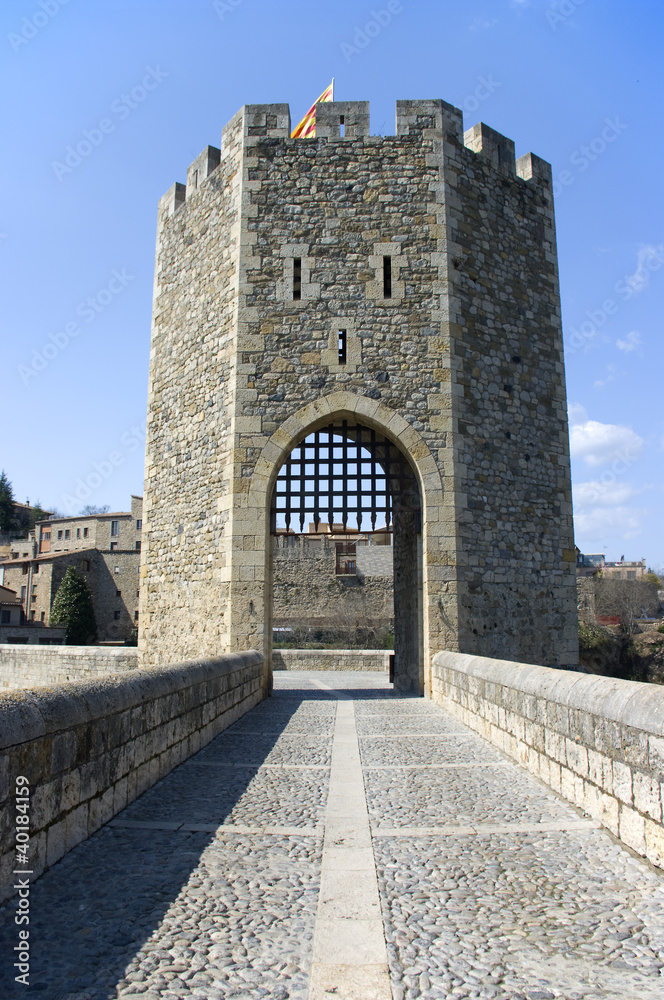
{"left": 291, "top": 80, "right": 334, "bottom": 138}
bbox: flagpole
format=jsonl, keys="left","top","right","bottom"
{"left": 331, "top": 78, "right": 335, "bottom": 101}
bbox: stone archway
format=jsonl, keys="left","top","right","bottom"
{"left": 244, "top": 392, "right": 453, "bottom": 696}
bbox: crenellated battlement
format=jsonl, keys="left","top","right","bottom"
{"left": 159, "top": 98, "right": 552, "bottom": 216}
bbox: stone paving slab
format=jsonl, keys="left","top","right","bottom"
{"left": 195, "top": 733, "right": 333, "bottom": 767}
{"left": 0, "top": 669, "right": 663, "bottom": 1000}
{"left": 359, "top": 736, "right": 508, "bottom": 767}
{"left": 375, "top": 830, "right": 664, "bottom": 1000}
{"left": 364, "top": 766, "right": 575, "bottom": 828}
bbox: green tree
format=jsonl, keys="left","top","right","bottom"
{"left": 50, "top": 566, "right": 98, "bottom": 645}
{"left": 0, "top": 470, "right": 15, "bottom": 532}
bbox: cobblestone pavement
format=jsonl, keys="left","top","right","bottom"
{"left": 1, "top": 670, "right": 663, "bottom": 999}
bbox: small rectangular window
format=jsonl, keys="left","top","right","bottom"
{"left": 76, "top": 528, "right": 80, "bottom": 538}
{"left": 80, "top": 559, "right": 90, "bottom": 572}
{"left": 30, "top": 610, "right": 36, "bottom": 620}
{"left": 135, "top": 541, "right": 141, "bottom": 552}
{"left": 136, "top": 589, "right": 140, "bottom": 598}
{"left": 134, "top": 610, "right": 139, "bottom": 621}
{"left": 64, "top": 529, "right": 70, "bottom": 540}
{"left": 116, "top": 589, "right": 122, "bottom": 597}
{"left": 383, "top": 256, "right": 392, "bottom": 298}
{"left": 339, "top": 115, "right": 345, "bottom": 137}
{"left": 111, "top": 520, "right": 119, "bottom": 537}
{"left": 40, "top": 611, "right": 45, "bottom": 623}
{"left": 34, "top": 563, "right": 39, "bottom": 574}
{"left": 83, "top": 527, "right": 89, "bottom": 538}
{"left": 292, "top": 257, "right": 302, "bottom": 301}
{"left": 31, "top": 585, "right": 37, "bottom": 594}
{"left": 114, "top": 566, "right": 120, "bottom": 574}
{"left": 114, "top": 610, "right": 121, "bottom": 620}
{"left": 22, "top": 564, "right": 28, "bottom": 575}
{"left": 110, "top": 542, "right": 118, "bottom": 551}
{"left": 57, "top": 530, "right": 63, "bottom": 540}
{"left": 338, "top": 329, "right": 347, "bottom": 365}
{"left": 136, "top": 519, "right": 142, "bottom": 530}
{"left": 20, "top": 586, "right": 26, "bottom": 600}
{"left": 43, "top": 531, "right": 50, "bottom": 541}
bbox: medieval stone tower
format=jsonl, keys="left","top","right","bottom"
{"left": 138, "top": 98, "right": 578, "bottom": 692}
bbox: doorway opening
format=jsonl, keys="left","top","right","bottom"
{"left": 269, "top": 420, "right": 422, "bottom": 691}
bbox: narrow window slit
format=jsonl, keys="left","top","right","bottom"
{"left": 339, "top": 115, "right": 345, "bottom": 137}
{"left": 338, "top": 329, "right": 347, "bottom": 365}
{"left": 292, "top": 257, "right": 302, "bottom": 300}
{"left": 383, "top": 256, "right": 392, "bottom": 298}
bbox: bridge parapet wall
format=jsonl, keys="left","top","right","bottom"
{"left": 0, "top": 651, "right": 263, "bottom": 903}
{"left": 432, "top": 652, "right": 664, "bottom": 868}
{"left": 0, "top": 644, "right": 140, "bottom": 690}
{"left": 272, "top": 649, "right": 391, "bottom": 671}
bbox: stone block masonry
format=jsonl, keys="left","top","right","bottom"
{"left": 0, "top": 650, "right": 262, "bottom": 903}
{"left": 432, "top": 650, "right": 664, "bottom": 868}
{"left": 140, "top": 97, "right": 577, "bottom": 685}
{"left": 272, "top": 649, "right": 391, "bottom": 671}
{"left": 0, "top": 644, "right": 139, "bottom": 689}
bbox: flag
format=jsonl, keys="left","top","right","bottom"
{"left": 291, "top": 80, "right": 334, "bottom": 138}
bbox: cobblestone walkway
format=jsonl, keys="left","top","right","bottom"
{"left": 1, "top": 671, "right": 663, "bottom": 999}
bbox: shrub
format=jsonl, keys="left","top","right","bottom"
{"left": 578, "top": 620, "right": 611, "bottom": 655}
{"left": 50, "top": 566, "right": 97, "bottom": 645}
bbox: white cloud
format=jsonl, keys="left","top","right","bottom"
{"left": 574, "top": 505, "right": 644, "bottom": 541}
{"left": 573, "top": 481, "right": 641, "bottom": 508}
{"left": 567, "top": 402, "right": 588, "bottom": 426}
{"left": 621, "top": 244, "right": 664, "bottom": 297}
{"left": 616, "top": 330, "right": 642, "bottom": 353}
{"left": 593, "top": 363, "right": 619, "bottom": 389}
{"left": 570, "top": 420, "right": 643, "bottom": 468}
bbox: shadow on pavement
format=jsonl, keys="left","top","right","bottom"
{"left": 0, "top": 695, "right": 314, "bottom": 999}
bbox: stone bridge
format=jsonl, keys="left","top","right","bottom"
{"left": 1, "top": 653, "right": 663, "bottom": 998}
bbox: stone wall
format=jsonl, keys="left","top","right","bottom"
{"left": 0, "top": 650, "right": 263, "bottom": 903}
{"left": 272, "top": 649, "right": 391, "bottom": 671}
{"left": 432, "top": 651, "right": 664, "bottom": 868}
{"left": 273, "top": 535, "right": 393, "bottom": 632}
{"left": 2, "top": 547, "right": 140, "bottom": 642}
{"left": 0, "top": 626, "right": 66, "bottom": 646}
{"left": 0, "top": 644, "right": 138, "bottom": 689}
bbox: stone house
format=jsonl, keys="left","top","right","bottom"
{"left": 0, "top": 497, "right": 143, "bottom": 643}
{"left": 273, "top": 527, "right": 394, "bottom": 645}
{"left": 0, "top": 583, "right": 67, "bottom": 644}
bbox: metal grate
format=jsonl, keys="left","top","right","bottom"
{"left": 271, "top": 421, "right": 420, "bottom": 533}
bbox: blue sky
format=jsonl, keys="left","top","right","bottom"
{"left": 1, "top": 0, "right": 662, "bottom": 568}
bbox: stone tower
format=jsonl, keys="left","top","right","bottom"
{"left": 139, "top": 98, "right": 578, "bottom": 692}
